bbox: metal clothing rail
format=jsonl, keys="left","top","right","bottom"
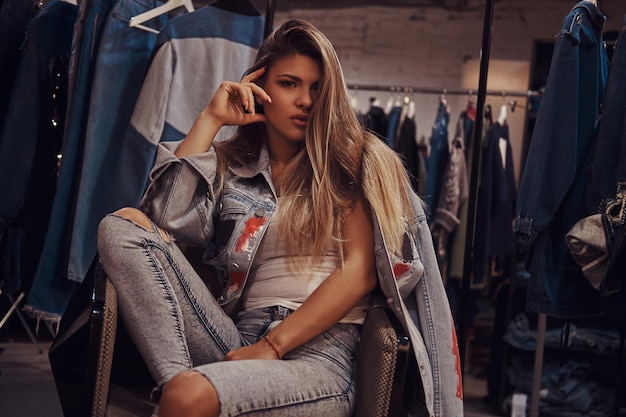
{"left": 346, "top": 83, "right": 541, "bottom": 98}
{"left": 264, "top": 0, "right": 276, "bottom": 39}
{"left": 460, "top": 0, "right": 494, "bottom": 382}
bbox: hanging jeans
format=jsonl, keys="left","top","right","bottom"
{"left": 0, "top": 0, "right": 77, "bottom": 295}
{"left": 24, "top": 0, "right": 115, "bottom": 319}
{"left": 0, "top": 0, "right": 38, "bottom": 133}
{"left": 425, "top": 101, "right": 450, "bottom": 214}
{"left": 66, "top": 0, "right": 165, "bottom": 284}
{"left": 385, "top": 105, "right": 402, "bottom": 148}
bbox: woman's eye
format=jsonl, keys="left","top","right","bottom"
{"left": 280, "top": 80, "right": 295, "bottom": 87}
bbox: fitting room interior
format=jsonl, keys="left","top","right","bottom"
{"left": 1, "top": 0, "right": 625, "bottom": 416}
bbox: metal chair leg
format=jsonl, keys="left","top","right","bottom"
{"left": 0, "top": 290, "right": 38, "bottom": 344}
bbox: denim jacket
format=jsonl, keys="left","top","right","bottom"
{"left": 514, "top": 1, "right": 608, "bottom": 318}
{"left": 140, "top": 140, "right": 463, "bottom": 417}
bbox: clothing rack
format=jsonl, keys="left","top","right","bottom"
{"left": 346, "top": 2, "right": 537, "bottom": 388}
{"left": 346, "top": 83, "right": 541, "bottom": 99}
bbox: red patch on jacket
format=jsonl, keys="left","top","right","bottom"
{"left": 392, "top": 262, "right": 410, "bottom": 278}
{"left": 451, "top": 320, "right": 463, "bottom": 399}
{"left": 228, "top": 270, "right": 246, "bottom": 295}
{"left": 235, "top": 217, "right": 265, "bottom": 253}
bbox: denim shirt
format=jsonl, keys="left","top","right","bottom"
{"left": 140, "top": 140, "right": 463, "bottom": 417}
{"left": 514, "top": 1, "right": 608, "bottom": 317}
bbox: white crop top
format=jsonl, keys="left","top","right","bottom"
{"left": 242, "top": 215, "right": 369, "bottom": 324}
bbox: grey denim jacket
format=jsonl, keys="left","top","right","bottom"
{"left": 140, "top": 141, "right": 464, "bottom": 417}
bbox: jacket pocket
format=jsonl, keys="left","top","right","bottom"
{"left": 212, "top": 189, "right": 254, "bottom": 256}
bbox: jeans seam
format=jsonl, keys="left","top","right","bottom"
{"left": 143, "top": 241, "right": 193, "bottom": 369}
{"left": 177, "top": 269, "right": 231, "bottom": 355}
{"left": 144, "top": 238, "right": 232, "bottom": 355}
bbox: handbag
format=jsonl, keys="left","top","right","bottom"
{"left": 566, "top": 183, "right": 626, "bottom": 296}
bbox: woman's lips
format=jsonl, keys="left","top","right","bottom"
{"left": 291, "top": 115, "right": 308, "bottom": 128}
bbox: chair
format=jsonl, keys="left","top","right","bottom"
{"left": 49, "top": 244, "right": 416, "bottom": 417}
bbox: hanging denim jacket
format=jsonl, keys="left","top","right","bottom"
{"left": 514, "top": 1, "right": 608, "bottom": 318}
{"left": 140, "top": 140, "right": 463, "bottom": 417}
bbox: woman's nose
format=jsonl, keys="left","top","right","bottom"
{"left": 296, "top": 90, "right": 313, "bottom": 110}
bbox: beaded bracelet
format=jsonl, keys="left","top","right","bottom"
{"left": 264, "top": 335, "right": 282, "bottom": 359}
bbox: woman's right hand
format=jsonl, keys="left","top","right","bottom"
{"left": 175, "top": 67, "right": 272, "bottom": 157}
{"left": 203, "top": 66, "right": 271, "bottom": 127}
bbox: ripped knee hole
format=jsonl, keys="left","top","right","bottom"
{"left": 112, "top": 207, "right": 172, "bottom": 242}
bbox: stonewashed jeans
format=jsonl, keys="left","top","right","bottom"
{"left": 97, "top": 213, "right": 359, "bottom": 417}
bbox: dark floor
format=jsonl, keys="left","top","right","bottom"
{"left": 0, "top": 309, "right": 502, "bottom": 417}
{"left": 0, "top": 342, "right": 64, "bottom": 417}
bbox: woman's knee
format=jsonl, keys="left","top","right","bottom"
{"left": 159, "top": 371, "right": 220, "bottom": 417}
{"left": 98, "top": 207, "right": 152, "bottom": 237}
{"left": 112, "top": 207, "right": 153, "bottom": 231}
{"left": 98, "top": 208, "right": 152, "bottom": 258}
{"left": 99, "top": 207, "right": 172, "bottom": 244}
{"left": 112, "top": 207, "right": 172, "bottom": 242}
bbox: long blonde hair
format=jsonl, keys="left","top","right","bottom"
{"left": 215, "top": 19, "right": 416, "bottom": 263}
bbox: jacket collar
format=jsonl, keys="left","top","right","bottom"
{"left": 573, "top": 0, "right": 606, "bottom": 30}
{"left": 228, "top": 142, "right": 271, "bottom": 179}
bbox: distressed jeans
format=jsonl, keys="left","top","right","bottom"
{"left": 97, "top": 213, "right": 359, "bottom": 417}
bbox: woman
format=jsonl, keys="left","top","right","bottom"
{"left": 97, "top": 19, "right": 463, "bottom": 417}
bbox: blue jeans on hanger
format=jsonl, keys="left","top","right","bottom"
{"left": 0, "top": 0, "right": 78, "bottom": 294}
{"left": 24, "top": 0, "right": 115, "bottom": 319}
{"left": 515, "top": 1, "right": 609, "bottom": 318}
{"left": 0, "top": 0, "right": 77, "bottom": 226}
{"left": 385, "top": 105, "right": 402, "bottom": 148}
{"left": 66, "top": 0, "right": 166, "bottom": 284}
{"left": 425, "top": 101, "right": 449, "bottom": 214}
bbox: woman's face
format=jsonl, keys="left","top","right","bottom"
{"left": 261, "top": 53, "right": 321, "bottom": 149}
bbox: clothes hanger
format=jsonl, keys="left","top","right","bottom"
{"left": 467, "top": 89, "right": 476, "bottom": 106}
{"left": 128, "top": 0, "right": 195, "bottom": 34}
{"left": 497, "top": 92, "right": 508, "bottom": 124}
{"left": 466, "top": 91, "right": 477, "bottom": 121}
{"left": 210, "top": 0, "right": 260, "bottom": 16}
{"left": 440, "top": 88, "right": 448, "bottom": 107}
{"left": 497, "top": 103, "right": 508, "bottom": 125}
{"left": 393, "top": 88, "right": 402, "bottom": 107}
{"left": 406, "top": 87, "right": 416, "bottom": 118}
{"left": 385, "top": 87, "right": 397, "bottom": 114}
{"left": 400, "top": 86, "right": 411, "bottom": 106}
{"left": 484, "top": 103, "right": 493, "bottom": 124}
{"left": 407, "top": 100, "right": 416, "bottom": 119}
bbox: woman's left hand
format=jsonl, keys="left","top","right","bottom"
{"left": 224, "top": 339, "right": 280, "bottom": 361}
